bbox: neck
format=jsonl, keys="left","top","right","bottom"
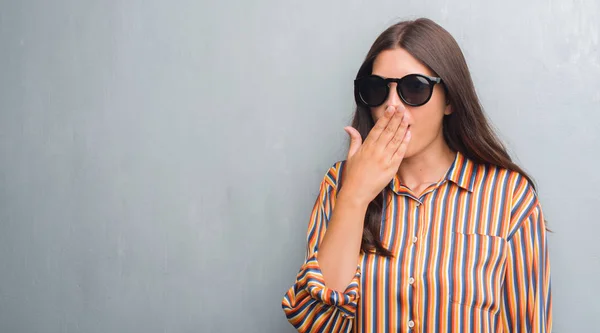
{"left": 397, "top": 137, "right": 456, "bottom": 190}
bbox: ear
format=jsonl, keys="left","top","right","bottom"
{"left": 443, "top": 104, "right": 453, "bottom": 115}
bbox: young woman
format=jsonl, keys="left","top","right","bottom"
{"left": 282, "top": 18, "right": 552, "bottom": 333}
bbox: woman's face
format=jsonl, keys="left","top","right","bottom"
{"left": 370, "top": 48, "right": 451, "bottom": 158}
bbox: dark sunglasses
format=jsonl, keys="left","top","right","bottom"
{"left": 354, "top": 74, "right": 443, "bottom": 107}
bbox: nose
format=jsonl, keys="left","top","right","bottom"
{"left": 386, "top": 82, "right": 402, "bottom": 108}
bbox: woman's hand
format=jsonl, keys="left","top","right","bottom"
{"left": 341, "top": 104, "right": 411, "bottom": 206}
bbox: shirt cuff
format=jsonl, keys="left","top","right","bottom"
{"left": 302, "top": 254, "right": 361, "bottom": 316}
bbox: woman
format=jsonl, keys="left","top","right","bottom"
{"left": 281, "top": 18, "right": 552, "bottom": 333}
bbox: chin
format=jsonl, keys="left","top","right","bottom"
{"left": 403, "top": 140, "right": 427, "bottom": 160}
{"left": 403, "top": 145, "right": 417, "bottom": 160}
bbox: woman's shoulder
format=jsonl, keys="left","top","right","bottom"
{"left": 473, "top": 162, "right": 539, "bottom": 206}
{"left": 322, "top": 159, "right": 347, "bottom": 189}
{"left": 472, "top": 161, "right": 535, "bottom": 189}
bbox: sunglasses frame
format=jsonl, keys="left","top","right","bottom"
{"left": 354, "top": 74, "right": 443, "bottom": 107}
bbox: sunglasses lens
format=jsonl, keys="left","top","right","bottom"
{"left": 358, "top": 76, "right": 388, "bottom": 106}
{"left": 400, "top": 75, "right": 433, "bottom": 106}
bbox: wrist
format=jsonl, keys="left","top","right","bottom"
{"left": 337, "top": 188, "right": 370, "bottom": 210}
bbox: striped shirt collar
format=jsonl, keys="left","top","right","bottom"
{"left": 388, "top": 150, "right": 476, "bottom": 195}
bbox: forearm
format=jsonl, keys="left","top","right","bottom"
{"left": 317, "top": 188, "right": 368, "bottom": 292}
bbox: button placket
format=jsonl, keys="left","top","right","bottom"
{"left": 404, "top": 199, "right": 421, "bottom": 331}
{"left": 411, "top": 199, "right": 425, "bottom": 332}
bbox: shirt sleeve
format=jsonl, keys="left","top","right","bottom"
{"left": 282, "top": 161, "right": 361, "bottom": 333}
{"left": 500, "top": 180, "right": 552, "bottom": 332}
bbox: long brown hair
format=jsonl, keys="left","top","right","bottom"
{"left": 346, "top": 18, "right": 538, "bottom": 256}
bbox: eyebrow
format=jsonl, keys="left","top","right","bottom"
{"left": 371, "top": 73, "right": 430, "bottom": 79}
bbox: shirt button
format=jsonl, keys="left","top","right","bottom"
{"left": 408, "top": 320, "right": 415, "bottom": 328}
{"left": 412, "top": 236, "right": 418, "bottom": 243}
{"left": 408, "top": 277, "right": 415, "bottom": 284}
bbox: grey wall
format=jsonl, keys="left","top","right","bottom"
{"left": 1, "top": 0, "right": 598, "bottom": 332}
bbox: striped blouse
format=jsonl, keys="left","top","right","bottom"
{"left": 282, "top": 151, "right": 552, "bottom": 332}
